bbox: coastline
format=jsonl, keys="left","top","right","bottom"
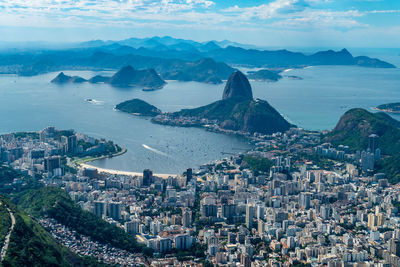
{"left": 79, "top": 163, "right": 177, "bottom": 179}
{"left": 70, "top": 147, "right": 128, "bottom": 167}
{"left": 373, "top": 107, "right": 400, "bottom": 114}
{"left": 71, "top": 147, "right": 177, "bottom": 178}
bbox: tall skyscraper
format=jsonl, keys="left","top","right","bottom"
{"left": 361, "top": 151, "right": 375, "bottom": 171}
{"left": 299, "top": 192, "right": 311, "bottom": 209}
{"left": 368, "top": 134, "right": 379, "bottom": 153}
{"left": 143, "top": 169, "right": 153, "bottom": 186}
{"left": 108, "top": 201, "right": 122, "bottom": 221}
{"left": 240, "top": 253, "right": 251, "bottom": 267}
{"left": 222, "top": 204, "right": 236, "bottom": 222}
{"left": 389, "top": 239, "right": 400, "bottom": 257}
{"left": 125, "top": 219, "right": 140, "bottom": 235}
{"left": 246, "top": 204, "right": 254, "bottom": 229}
{"left": 256, "top": 204, "right": 265, "bottom": 220}
{"left": 182, "top": 208, "right": 192, "bottom": 227}
{"left": 44, "top": 156, "right": 61, "bottom": 174}
{"left": 67, "top": 135, "right": 78, "bottom": 154}
{"left": 200, "top": 204, "right": 217, "bottom": 218}
{"left": 94, "top": 200, "right": 106, "bottom": 218}
{"left": 186, "top": 168, "right": 193, "bottom": 183}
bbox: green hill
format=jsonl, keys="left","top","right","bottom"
{"left": 15, "top": 187, "right": 150, "bottom": 256}
{"left": 0, "top": 195, "right": 108, "bottom": 267}
{"left": 247, "top": 69, "right": 282, "bottom": 82}
{"left": 376, "top": 102, "right": 400, "bottom": 113}
{"left": 325, "top": 108, "right": 400, "bottom": 154}
{"left": 108, "top": 65, "right": 166, "bottom": 88}
{"left": 116, "top": 98, "right": 161, "bottom": 116}
{"left": 325, "top": 108, "right": 400, "bottom": 183}
{"left": 0, "top": 201, "right": 11, "bottom": 248}
{"left": 0, "top": 164, "right": 41, "bottom": 195}
{"left": 169, "top": 98, "right": 293, "bottom": 135}
{"left": 155, "top": 71, "right": 293, "bottom": 135}
{"left": 0, "top": 165, "right": 151, "bottom": 260}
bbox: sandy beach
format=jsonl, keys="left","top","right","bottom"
{"left": 80, "top": 163, "right": 177, "bottom": 179}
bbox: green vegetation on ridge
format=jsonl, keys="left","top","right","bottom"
{"left": 325, "top": 108, "right": 400, "bottom": 183}
{"left": 15, "top": 187, "right": 151, "bottom": 256}
{"left": 116, "top": 98, "right": 161, "bottom": 116}
{"left": 0, "top": 195, "right": 108, "bottom": 267}
{"left": 247, "top": 69, "right": 282, "bottom": 81}
{"left": 0, "top": 201, "right": 11, "bottom": 247}
{"left": 376, "top": 102, "right": 400, "bottom": 113}
{"left": 0, "top": 165, "right": 41, "bottom": 194}
{"left": 241, "top": 155, "right": 273, "bottom": 174}
{"left": 170, "top": 98, "right": 293, "bottom": 135}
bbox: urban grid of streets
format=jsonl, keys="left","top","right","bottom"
{"left": 1, "top": 126, "right": 400, "bottom": 266}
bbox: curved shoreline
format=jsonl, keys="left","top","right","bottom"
{"left": 70, "top": 147, "right": 128, "bottom": 167}
{"left": 373, "top": 107, "right": 400, "bottom": 114}
{"left": 73, "top": 148, "right": 177, "bottom": 178}
{"left": 80, "top": 163, "right": 177, "bottom": 179}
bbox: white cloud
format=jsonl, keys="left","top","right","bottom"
{"left": 0, "top": 0, "right": 398, "bottom": 36}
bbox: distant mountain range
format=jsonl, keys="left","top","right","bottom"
{"left": 79, "top": 36, "right": 252, "bottom": 51}
{"left": 0, "top": 36, "right": 396, "bottom": 84}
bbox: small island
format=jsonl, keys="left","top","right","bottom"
{"left": 247, "top": 69, "right": 282, "bottom": 82}
{"left": 108, "top": 65, "right": 166, "bottom": 88}
{"left": 51, "top": 72, "right": 87, "bottom": 84}
{"left": 51, "top": 65, "right": 166, "bottom": 89}
{"left": 375, "top": 102, "right": 400, "bottom": 113}
{"left": 115, "top": 98, "right": 162, "bottom": 116}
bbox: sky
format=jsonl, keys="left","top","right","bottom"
{"left": 0, "top": 0, "right": 400, "bottom": 48}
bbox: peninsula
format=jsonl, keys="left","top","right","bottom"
{"left": 374, "top": 102, "right": 400, "bottom": 113}
{"left": 247, "top": 69, "right": 282, "bottom": 82}
{"left": 148, "top": 71, "right": 293, "bottom": 135}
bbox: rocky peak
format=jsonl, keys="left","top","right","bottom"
{"left": 222, "top": 71, "right": 253, "bottom": 101}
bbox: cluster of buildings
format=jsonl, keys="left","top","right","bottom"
{"left": 40, "top": 218, "right": 145, "bottom": 266}
{"left": 313, "top": 134, "right": 381, "bottom": 173}
{"left": 1, "top": 127, "right": 400, "bottom": 267}
{"left": 0, "top": 127, "right": 109, "bottom": 177}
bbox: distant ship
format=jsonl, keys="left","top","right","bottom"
{"left": 85, "top": 98, "right": 103, "bottom": 105}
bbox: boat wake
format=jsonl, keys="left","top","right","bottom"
{"left": 142, "top": 144, "right": 169, "bottom": 157}
{"left": 85, "top": 98, "right": 104, "bottom": 105}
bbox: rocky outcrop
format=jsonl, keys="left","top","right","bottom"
{"left": 51, "top": 72, "right": 87, "bottom": 84}
{"left": 88, "top": 75, "right": 110, "bottom": 83}
{"left": 222, "top": 71, "right": 253, "bottom": 101}
{"left": 108, "top": 65, "right": 166, "bottom": 88}
{"left": 116, "top": 98, "right": 161, "bottom": 116}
